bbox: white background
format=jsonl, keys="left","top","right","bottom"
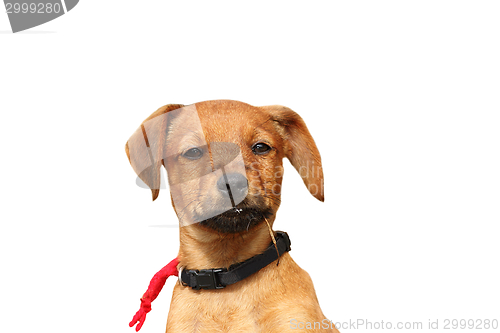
{"left": 1, "top": 1, "right": 499, "bottom": 332}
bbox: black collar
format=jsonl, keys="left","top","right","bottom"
{"left": 179, "top": 231, "right": 291, "bottom": 290}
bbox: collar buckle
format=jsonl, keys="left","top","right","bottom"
{"left": 190, "top": 268, "right": 227, "bottom": 290}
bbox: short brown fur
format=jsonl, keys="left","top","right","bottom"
{"left": 126, "top": 100, "right": 338, "bottom": 333}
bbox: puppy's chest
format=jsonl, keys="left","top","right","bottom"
{"left": 168, "top": 286, "right": 263, "bottom": 333}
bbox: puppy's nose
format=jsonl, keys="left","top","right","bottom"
{"left": 217, "top": 173, "right": 248, "bottom": 197}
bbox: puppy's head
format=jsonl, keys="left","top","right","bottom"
{"left": 126, "top": 100, "right": 323, "bottom": 234}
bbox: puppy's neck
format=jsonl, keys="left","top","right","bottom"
{"left": 178, "top": 223, "right": 274, "bottom": 269}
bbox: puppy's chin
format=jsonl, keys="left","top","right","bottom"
{"left": 196, "top": 205, "right": 274, "bottom": 234}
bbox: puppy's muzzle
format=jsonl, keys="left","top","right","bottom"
{"left": 217, "top": 173, "right": 248, "bottom": 204}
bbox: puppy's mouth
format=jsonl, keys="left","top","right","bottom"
{"left": 196, "top": 202, "right": 273, "bottom": 233}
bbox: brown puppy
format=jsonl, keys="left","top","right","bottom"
{"left": 126, "top": 100, "right": 339, "bottom": 333}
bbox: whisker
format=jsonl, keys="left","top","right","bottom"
{"left": 177, "top": 194, "right": 209, "bottom": 220}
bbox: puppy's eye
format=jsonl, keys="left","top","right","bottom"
{"left": 252, "top": 142, "right": 272, "bottom": 155}
{"left": 182, "top": 147, "right": 203, "bottom": 160}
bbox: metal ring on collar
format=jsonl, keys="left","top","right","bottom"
{"left": 178, "top": 266, "right": 186, "bottom": 286}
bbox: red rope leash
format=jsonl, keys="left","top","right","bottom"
{"left": 129, "top": 257, "right": 179, "bottom": 331}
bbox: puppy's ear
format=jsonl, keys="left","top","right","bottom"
{"left": 125, "top": 104, "right": 184, "bottom": 201}
{"left": 261, "top": 105, "right": 324, "bottom": 201}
